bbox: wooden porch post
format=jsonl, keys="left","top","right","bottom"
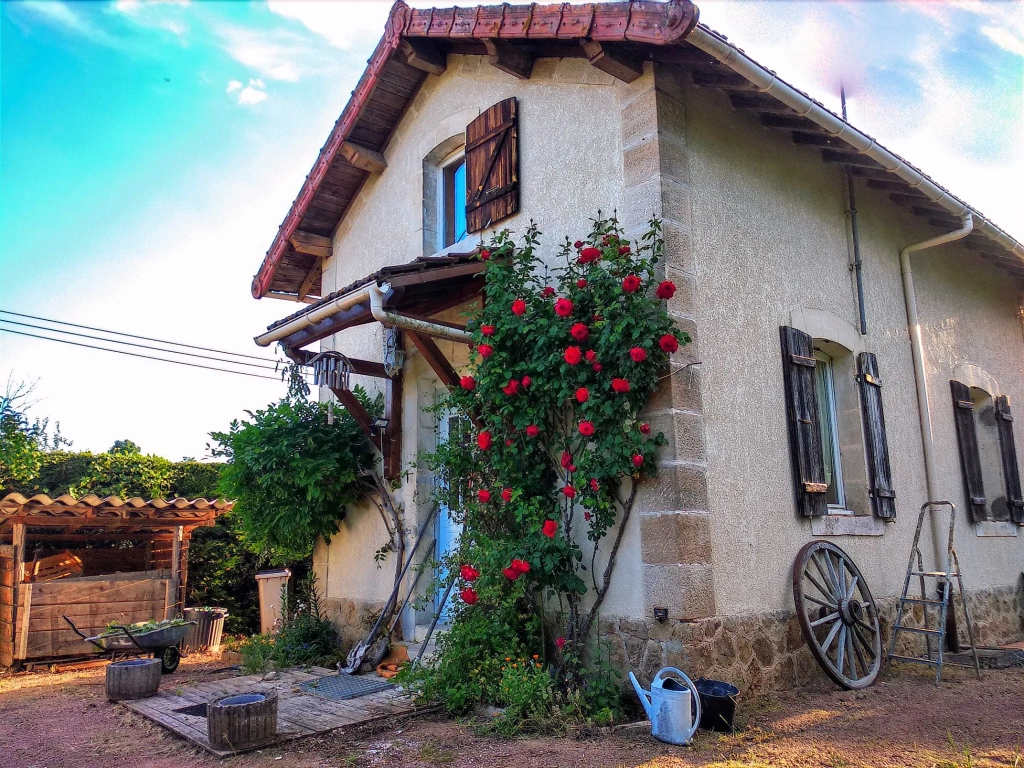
{"left": 168, "top": 527, "right": 183, "bottom": 619}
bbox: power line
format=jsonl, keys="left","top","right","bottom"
{"left": 0, "top": 328, "right": 288, "bottom": 381}
{"left": 0, "top": 319, "right": 285, "bottom": 372}
{"left": 0, "top": 309, "right": 279, "bottom": 363}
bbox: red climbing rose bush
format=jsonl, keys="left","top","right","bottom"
{"left": 407, "top": 216, "right": 688, "bottom": 724}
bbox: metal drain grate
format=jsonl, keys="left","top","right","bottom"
{"left": 172, "top": 703, "right": 208, "bottom": 718}
{"left": 300, "top": 674, "right": 394, "bottom": 702}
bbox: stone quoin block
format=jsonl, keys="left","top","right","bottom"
{"left": 643, "top": 562, "right": 716, "bottom": 619}
{"left": 640, "top": 511, "right": 713, "bottom": 564}
{"left": 620, "top": 87, "right": 659, "bottom": 148}
{"left": 622, "top": 136, "right": 662, "bottom": 188}
{"left": 638, "top": 460, "right": 709, "bottom": 512}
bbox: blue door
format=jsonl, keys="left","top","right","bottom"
{"left": 435, "top": 412, "right": 464, "bottom": 623}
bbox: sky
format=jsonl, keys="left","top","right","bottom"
{"left": 1, "top": 0, "right": 1022, "bottom": 462}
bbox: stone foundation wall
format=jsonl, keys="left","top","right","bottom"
{"left": 602, "top": 581, "right": 1024, "bottom": 694}
{"left": 324, "top": 597, "right": 384, "bottom": 653}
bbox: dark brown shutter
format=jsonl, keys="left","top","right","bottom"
{"left": 950, "top": 380, "right": 987, "bottom": 523}
{"left": 857, "top": 353, "right": 896, "bottom": 519}
{"left": 465, "top": 98, "right": 518, "bottom": 234}
{"left": 780, "top": 326, "right": 827, "bottom": 517}
{"left": 995, "top": 395, "right": 1024, "bottom": 524}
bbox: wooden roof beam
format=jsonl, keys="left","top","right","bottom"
{"left": 888, "top": 192, "right": 946, "bottom": 210}
{"left": 331, "top": 387, "right": 374, "bottom": 440}
{"left": 483, "top": 39, "right": 534, "bottom": 80}
{"left": 581, "top": 40, "right": 643, "bottom": 83}
{"left": 791, "top": 131, "right": 846, "bottom": 148}
{"left": 339, "top": 141, "right": 387, "bottom": 175}
{"left": 729, "top": 94, "right": 793, "bottom": 114}
{"left": 297, "top": 263, "right": 321, "bottom": 302}
{"left": 821, "top": 149, "right": 885, "bottom": 169}
{"left": 289, "top": 231, "right": 333, "bottom": 258}
{"left": 400, "top": 38, "right": 447, "bottom": 76}
{"left": 691, "top": 71, "right": 757, "bottom": 91}
{"left": 865, "top": 178, "right": 924, "bottom": 195}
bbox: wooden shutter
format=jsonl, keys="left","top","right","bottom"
{"left": 950, "top": 380, "right": 987, "bottom": 523}
{"left": 995, "top": 395, "right": 1024, "bottom": 524}
{"left": 857, "top": 353, "right": 896, "bottom": 519}
{"left": 780, "top": 327, "right": 828, "bottom": 517}
{"left": 465, "top": 98, "right": 518, "bottom": 234}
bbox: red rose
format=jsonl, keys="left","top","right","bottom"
{"left": 502, "top": 378, "right": 520, "bottom": 396}
{"left": 460, "top": 564, "right": 480, "bottom": 581}
{"left": 579, "top": 421, "right": 595, "bottom": 437}
{"left": 511, "top": 558, "right": 530, "bottom": 574}
{"left": 505, "top": 439, "right": 514, "bottom": 446}
{"left": 542, "top": 519, "right": 558, "bottom": 538}
{"left": 478, "top": 344, "right": 493, "bottom": 358}
{"left": 640, "top": 423, "right": 651, "bottom": 435}
{"left": 622, "top": 275, "right": 641, "bottom": 293}
{"left": 632, "top": 454, "right": 644, "bottom": 468}
{"left": 460, "top": 587, "right": 478, "bottom": 605}
{"left": 562, "top": 485, "right": 576, "bottom": 499}
{"left": 584, "top": 350, "right": 597, "bottom": 363}
{"left": 574, "top": 240, "right": 583, "bottom": 249}
{"left": 576, "top": 387, "right": 589, "bottom": 403}
{"left": 579, "top": 247, "right": 601, "bottom": 264}
{"left": 576, "top": 279, "right": 587, "bottom": 289}
{"left": 460, "top": 375, "right": 476, "bottom": 390}
{"left": 512, "top": 299, "right": 527, "bottom": 316}
{"left": 584, "top": 511, "right": 591, "bottom": 521}
{"left": 526, "top": 424, "right": 540, "bottom": 438}
{"left": 477, "top": 431, "right": 492, "bottom": 451}
{"left": 541, "top": 286, "right": 555, "bottom": 298}
{"left": 480, "top": 249, "right": 490, "bottom": 261}
{"left": 570, "top": 323, "right": 589, "bottom": 341}
{"left": 564, "top": 346, "right": 582, "bottom": 365}
{"left": 478, "top": 489, "right": 491, "bottom": 503}
{"left": 555, "top": 636, "right": 566, "bottom": 650}
{"left": 629, "top": 347, "right": 647, "bottom": 363}
{"left": 656, "top": 280, "right": 676, "bottom": 299}
{"left": 481, "top": 325, "right": 495, "bottom": 336}
{"left": 659, "top": 334, "right": 679, "bottom": 353}
{"left": 521, "top": 375, "right": 532, "bottom": 388}
{"left": 612, "top": 378, "right": 631, "bottom": 393}
{"left": 561, "top": 451, "right": 573, "bottom": 469}
{"left": 590, "top": 478, "right": 600, "bottom": 492}
{"left": 502, "top": 566, "right": 520, "bottom": 581}
{"left": 554, "top": 298, "right": 574, "bottom": 317}
{"left": 592, "top": 363, "right": 603, "bottom": 372}
{"left": 619, "top": 245, "right": 631, "bottom": 255}
{"left": 501, "top": 488, "right": 513, "bottom": 503}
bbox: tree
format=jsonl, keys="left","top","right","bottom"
{"left": 209, "top": 368, "right": 379, "bottom": 563}
{"left": 0, "top": 378, "right": 67, "bottom": 492}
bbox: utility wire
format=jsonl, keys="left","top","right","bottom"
{"left": 0, "top": 328, "right": 286, "bottom": 381}
{"left": 0, "top": 309, "right": 279, "bottom": 363}
{"left": 0, "top": 319, "right": 285, "bottom": 372}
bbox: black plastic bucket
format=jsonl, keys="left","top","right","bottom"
{"left": 695, "top": 678, "right": 739, "bottom": 732}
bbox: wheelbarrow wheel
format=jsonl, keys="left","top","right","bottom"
{"left": 159, "top": 646, "right": 181, "bottom": 674}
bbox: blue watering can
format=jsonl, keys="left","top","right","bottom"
{"left": 628, "top": 667, "right": 701, "bottom": 746}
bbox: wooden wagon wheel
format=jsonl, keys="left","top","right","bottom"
{"left": 792, "top": 541, "right": 881, "bottom": 689}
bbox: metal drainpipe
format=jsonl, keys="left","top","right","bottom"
{"left": 369, "top": 283, "right": 472, "bottom": 343}
{"left": 900, "top": 214, "right": 974, "bottom": 571}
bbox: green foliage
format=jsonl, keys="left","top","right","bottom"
{"left": 0, "top": 379, "right": 67, "bottom": 491}
{"left": 235, "top": 575, "right": 338, "bottom": 673}
{"left": 413, "top": 215, "right": 684, "bottom": 730}
{"left": 209, "top": 375, "right": 378, "bottom": 563}
{"left": 186, "top": 511, "right": 263, "bottom": 634}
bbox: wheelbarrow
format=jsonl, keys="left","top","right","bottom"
{"left": 62, "top": 615, "right": 195, "bottom": 673}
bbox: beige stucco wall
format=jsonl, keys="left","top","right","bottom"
{"left": 677, "top": 77, "right": 1024, "bottom": 617}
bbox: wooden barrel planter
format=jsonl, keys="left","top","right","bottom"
{"left": 182, "top": 607, "right": 228, "bottom": 654}
{"left": 106, "top": 658, "right": 162, "bottom": 701}
{"left": 207, "top": 691, "right": 278, "bottom": 751}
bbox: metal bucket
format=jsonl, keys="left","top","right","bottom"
{"left": 182, "top": 607, "right": 228, "bottom": 653}
{"left": 695, "top": 678, "right": 739, "bottom": 732}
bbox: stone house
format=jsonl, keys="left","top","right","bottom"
{"left": 251, "top": 1, "right": 1024, "bottom": 692}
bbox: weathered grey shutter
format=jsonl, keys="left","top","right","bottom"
{"left": 950, "top": 380, "right": 987, "bottom": 523}
{"left": 465, "top": 98, "right": 518, "bottom": 234}
{"left": 857, "top": 353, "right": 896, "bottom": 519}
{"left": 780, "top": 326, "right": 828, "bottom": 517}
{"left": 995, "top": 395, "right": 1024, "bottom": 524}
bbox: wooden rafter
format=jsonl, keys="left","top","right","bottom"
{"left": 297, "top": 262, "right": 321, "bottom": 302}
{"left": 331, "top": 386, "right": 374, "bottom": 439}
{"left": 483, "top": 39, "right": 534, "bottom": 79}
{"left": 290, "top": 231, "right": 333, "bottom": 258}
{"left": 400, "top": 38, "right": 447, "bottom": 75}
{"left": 340, "top": 141, "right": 388, "bottom": 174}
{"left": 581, "top": 41, "right": 642, "bottom": 83}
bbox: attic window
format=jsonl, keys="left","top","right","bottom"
{"left": 442, "top": 152, "right": 468, "bottom": 248}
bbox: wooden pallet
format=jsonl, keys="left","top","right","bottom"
{"left": 120, "top": 667, "right": 431, "bottom": 757}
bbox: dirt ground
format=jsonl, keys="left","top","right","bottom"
{"left": 2, "top": 654, "right": 1021, "bottom": 768}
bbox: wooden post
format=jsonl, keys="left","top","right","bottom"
{"left": 383, "top": 375, "right": 403, "bottom": 480}
{"left": 11, "top": 524, "right": 26, "bottom": 651}
{"left": 168, "top": 527, "right": 183, "bottom": 619}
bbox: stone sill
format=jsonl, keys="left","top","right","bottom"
{"left": 975, "top": 521, "right": 1019, "bottom": 537}
{"left": 811, "top": 515, "right": 886, "bottom": 537}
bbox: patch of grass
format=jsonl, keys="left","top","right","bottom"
{"left": 419, "top": 741, "right": 455, "bottom": 765}
{"left": 936, "top": 732, "right": 975, "bottom": 768}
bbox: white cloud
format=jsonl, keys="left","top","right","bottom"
{"left": 238, "top": 86, "right": 269, "bottom": 106}
{"left": 113, "top": 0, "right": 190, "bottom": 14}
{"left": 249, "top": 78, "right": 265, "bottom": 89}
{"left": 226, "top": 80, "right": 243, "bottom": 93}
{"left": 218, "top": 25, "right": 308, "bottom": 81}
{"left": 158, "top": 18, "right": 188, "bottom": 37}
{"left": 982, "top": 25, "right": 1024, "bottom": 57}
{"left": 265, "top": 0, "right": 392, "bottom": 49}
{"left": 15, "top": 1, "right": 123, "bottom": 47}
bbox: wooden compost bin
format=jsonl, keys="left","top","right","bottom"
{"left": 0, "top": 493, "right": 232, "bottom": 668}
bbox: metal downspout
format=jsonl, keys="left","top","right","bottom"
{"left": 368, "top": 283, "right": 472, "bottom": 343}
{"left": 900, "top": 214, "right": 974, "bottom": 571}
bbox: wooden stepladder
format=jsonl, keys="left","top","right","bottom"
{"left": 887, "top": 501, "right": 981, "bottom": 683}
